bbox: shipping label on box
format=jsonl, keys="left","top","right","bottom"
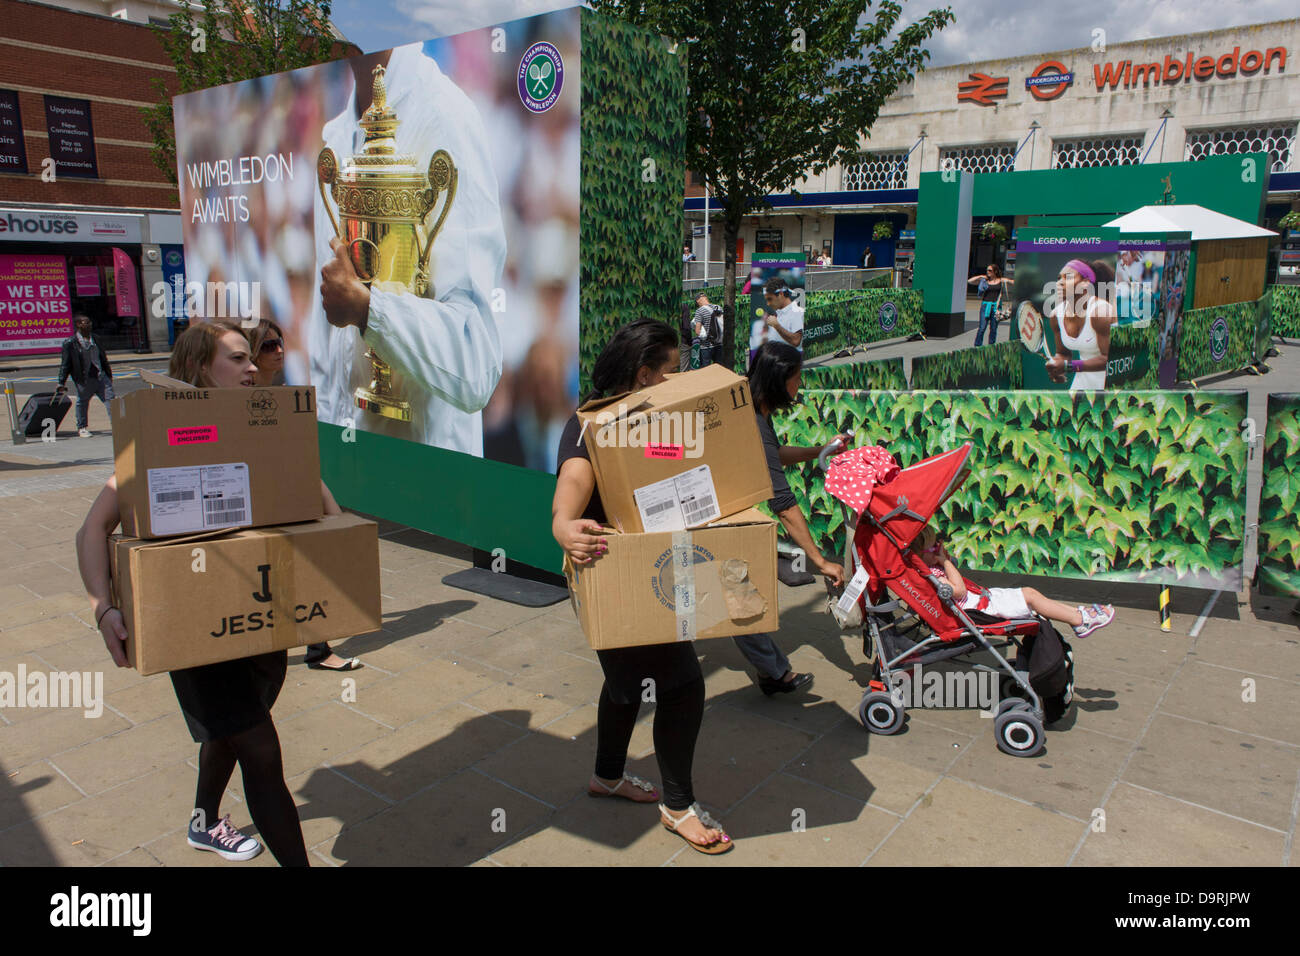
{"left": 110, "top": 514, "right": 381, "bottom": 675}
{"left": 564, "top": 508, "right": 779, "bottom": 650}
{"left": 576, "top": 365, "right": 774, "bottom": 533}
{"left": 112, "top": 386, "right": 322, "bottom": 538}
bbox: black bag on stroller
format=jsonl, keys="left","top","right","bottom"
{"left": 975, "top": 612, "right": 1074, "bottom": 724}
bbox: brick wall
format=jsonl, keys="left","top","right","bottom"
{"left": 0, "top": 0, "right": 182, "bottom": 209}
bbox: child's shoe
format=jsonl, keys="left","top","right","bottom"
{"left": 1074, "top": 603, "right": 1115, "bottom": 637}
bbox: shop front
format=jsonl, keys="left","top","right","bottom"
{"left": 0, "top": 206, "right": 174, "bottom": 356}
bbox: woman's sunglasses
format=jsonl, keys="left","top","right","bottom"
{"left": 259, "top": 339, "right": 284, "bottom": 354}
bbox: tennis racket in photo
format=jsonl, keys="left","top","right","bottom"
{"left": 1016, "top": 301, "right": 1054, "bottom": 360}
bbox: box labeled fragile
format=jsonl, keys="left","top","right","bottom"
{"left": 564, "top": 508, "right": 778, "bottom": 650}
{"left": 112, "top": 386, "right": 323, "bottom": 538}
{"left": 575, "top": 364, "right": 773, "bottom": 534}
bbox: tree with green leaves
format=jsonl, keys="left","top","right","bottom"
{"left": 590, "top": 0, "right": 953, "bottom": 370}
{"left": 142, "top": 0, "right": 349, "bottom": 185}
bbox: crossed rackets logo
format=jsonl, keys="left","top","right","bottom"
{"left": 1209, "top": 316, "right": 1229, "bottom": 362}
{"left": 519, "top": 42, "right": 563, "bottom": 113}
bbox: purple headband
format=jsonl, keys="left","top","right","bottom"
{"left": 1064, "top": 259, "right": 1096, "bottom": 285}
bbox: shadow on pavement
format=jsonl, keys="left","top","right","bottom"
{"left": 0, "top": 757, "right": 61, "bottom": 865}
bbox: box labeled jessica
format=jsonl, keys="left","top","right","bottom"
{"left": 112, "top": 386, "right": 322, "bottom": 538}
{"left": 564, "top": 508, "right": 779, "bottom": 650}
{"left": 576, "top": 365, "right": 773, "bottom": 534}
{"left": 110, "top": 513, "right": 381, "bottom": 675}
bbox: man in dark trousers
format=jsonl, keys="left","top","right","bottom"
{"left": 57, "top": 315, "right": 114, "bottom": 438}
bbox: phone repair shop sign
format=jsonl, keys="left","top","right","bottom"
{"left": 0, "top": 208, "right": 143, "bottom": 244}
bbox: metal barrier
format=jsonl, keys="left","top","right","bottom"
{"left": 681, "top": 265, "right": 894, "bottom": 292}
{"left": 4, "top": 379, "right": 26, "bottom": 444}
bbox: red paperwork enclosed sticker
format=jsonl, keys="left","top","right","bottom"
{"left": 167, "top": 425, "right": 218, "bottom": 446}
{"left": 645, "top": 443, "right": 684, "bottom": 460}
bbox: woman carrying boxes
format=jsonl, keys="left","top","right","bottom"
{"left": 553, "top": 319, "right": 733, "bottom": 855}
{"left": 732, "top": 341, "right": 849, "bottom": 693}
{"left": 74, "top": 321, "right": 338, "bottom": 866}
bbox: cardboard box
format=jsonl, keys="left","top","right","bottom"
{"left": 110, "top": 514, "right": 381, "bottom": 675}
{"left": 112, "top": 386, "right": 323, "bottom": 538}
{"left": 576, "top": 364, "right": 774, "bottom": 534}
{"left": 564, "top": 508, "right": 778, "bottom": 650}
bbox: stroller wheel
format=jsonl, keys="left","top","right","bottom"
{"left": 994, "top": 707, "right": 1044, "bottom": 757}
{"left": 1000, "top": 672, "right": 1030, "bottom": 702}
{"left": 996, "top": 696, "right": 1029, "bottom": 717}
{"left": 858, "top": 691, "right": 905, "bottom": 735}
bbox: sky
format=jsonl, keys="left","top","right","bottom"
{"left": 328, "top": 0, "right": 1297, "bottom": 64}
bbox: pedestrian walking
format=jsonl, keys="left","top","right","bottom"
{"left": 56, "top": 315, "right": 114, "bottom": 438}
{"left": 553, "top": 319, "right": 733, "bottom": 854}
{"left": 74, "top": 320, "right": 342, "bottom": 867}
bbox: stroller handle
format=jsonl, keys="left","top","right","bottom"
{"left": 817, "top": 432, "right": 852, "bottom": 472}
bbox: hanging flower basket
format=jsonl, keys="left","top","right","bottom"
{"left": 981, "top": 221, "right": 1008, "bottom": 243}
{"left": 872, "top": 222, "right": 894, "bottom": 240}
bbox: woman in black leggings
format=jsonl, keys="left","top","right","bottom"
{"left": 76, "top": 321, "right": 317, "bottom": 866}
{"left": 552, "top": 320, "right": 731, "bottom": 854}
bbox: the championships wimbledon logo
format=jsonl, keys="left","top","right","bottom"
{"left": 518, "top": 42, "right": 563, "bottom": 113}
{"left": 878, "top": 301, "right": 898, "bottom": 333}
{"left": 1209, "top": 316, "right": 1230, "bottom": 363}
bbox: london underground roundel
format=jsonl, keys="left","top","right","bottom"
{"left": 1026, "top": 60, "right": 1073, "bottom": 101}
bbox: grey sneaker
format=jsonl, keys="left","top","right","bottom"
{"left": 1074, "top": 603, "right": 1115, "bottom": 638}
{"left": 187, "top": 814, "right": 262, "bottom": 861}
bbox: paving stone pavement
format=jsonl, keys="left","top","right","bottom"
{"left": 1, "top": 399, "right": 1298, "bottom": 867}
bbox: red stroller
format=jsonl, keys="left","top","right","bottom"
{"left": 821, "top": 440, "right": 1074, "bottom": 757}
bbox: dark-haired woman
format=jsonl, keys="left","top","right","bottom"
{"left": 967, "top": 263, "right": 1010, "bottom": 347}
{"left": 553, "top": 318, "right": 732, "bottom": 854}
{"left": 733, "top": 342, "right": 848, "bottom": 694}
{"left": 1046, "top": 259, "right": 1114, "bottom": 391}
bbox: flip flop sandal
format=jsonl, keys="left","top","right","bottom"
{"left": 588, "top": 773, "right": 658, "bottom": 802}
{"left": 660, "top": 802, "right": 733, "bottom": 855}
{"left": 307, "top": 657, "right": 363, "bottom": 671}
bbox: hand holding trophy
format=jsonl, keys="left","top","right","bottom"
{"left": 318, "top": 64, "right": 458, "bottom": 423}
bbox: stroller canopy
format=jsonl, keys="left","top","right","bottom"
{"left": 856, "top": 443, "right": 973, "bottom": 576}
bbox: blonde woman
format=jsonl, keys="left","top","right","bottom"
{"left": 75, "top": 321, "right": 344, "bottom": 866}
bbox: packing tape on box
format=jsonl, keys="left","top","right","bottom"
{"left": 265, "top": 532, "right": 299, "bottom": 649}
{"left": 671, "top": 531, "right": 696, "bottom": 641}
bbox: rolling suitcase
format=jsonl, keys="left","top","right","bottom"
{"left": 16, "top": 391, "right": 73, "bottom": 437}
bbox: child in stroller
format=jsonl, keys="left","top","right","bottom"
{"left": 825, "top": 441, "right": 1083, "bottom": 757}
{"left": 914, "top": 527, "right": 1115, "bottom": 639}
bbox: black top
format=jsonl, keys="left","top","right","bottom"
{"left": 58, "top": 334, "right": 113, "bottom": 387}
{"left": 756, "top": 411, "right": 797, "bottom": 513}
{"left": 554, "top": 409, "right": 701, "bottom": 704}
{"left": 981, "top": 278, "right": 1005, "bottom": 302}
{"left": 557, "top": 413, "right": 605, "bottom": 525}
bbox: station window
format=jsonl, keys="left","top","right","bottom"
{"left": 1051, "top": 135, "right": 1144, "bottom": 168}
{"left": 1184, "top": 123, "right": 1297, "bottom": 173}
{"left": 841, "top": 151, "right": 908, "bottom": 190}
{"left": 938, "top": 143, "right": 1016, "bottom": 175}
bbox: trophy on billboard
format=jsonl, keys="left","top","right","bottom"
{"left": 317, "top": 64, "right": 458, "bottom": 422}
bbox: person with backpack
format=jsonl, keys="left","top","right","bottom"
{"left": 691, "top": 292, "right": 724, "bottom": 368}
